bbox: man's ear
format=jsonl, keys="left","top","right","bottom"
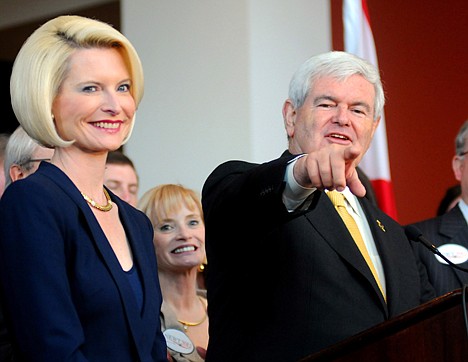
{"left": 9, "top": 164, "right": 26, "bottom": 183}
{"left": 371, "top": 116, "right": 381, "bottom": 137}
{"left": 283, "top": 99, "right": 297, "bottom": 138}
{"left": 452, "top": 155, "right": 463, "bottom": 182}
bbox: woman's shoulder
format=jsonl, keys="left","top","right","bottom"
{"left": 3, "top": 175, "right": 54, "bottom": 204}
{"left": 8, "top": 161, "right": 72, "bottom": 191}
{"left": 1, "top": 165, "right": 79, "bottom": 221}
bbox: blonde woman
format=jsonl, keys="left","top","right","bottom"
{"left": 0, "top": 16, "right": 166, "bottom": 361}
{"left": 139, "top": 184, "right": 208, "bottom": 361}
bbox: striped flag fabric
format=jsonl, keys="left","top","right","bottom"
{"left": 343, "top": 0, "right": 398, "bottom": 219}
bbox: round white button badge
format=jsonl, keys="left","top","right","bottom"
{"left": 435, "top": 244, "right": 468, "bottom": 265}
{"left": 163, "top": 329, "right": 195, "bottom": 354}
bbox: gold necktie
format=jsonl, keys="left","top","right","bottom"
{"left": 327, "top": 190, "right": 386, "bottom": 300}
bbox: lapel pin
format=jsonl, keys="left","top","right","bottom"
{"left": 376, "top": 220, "right": 386, "bottom": 232}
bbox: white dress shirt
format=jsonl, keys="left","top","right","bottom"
{"left": 457, "top": 199, "right": 468, "bottom": 224}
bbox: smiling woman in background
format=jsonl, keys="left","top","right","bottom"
{"left": 139, "top": 184, "right": 208, "bottom": 362}
{"left": 0, "top": 15, "right": 167, "bottom": 361}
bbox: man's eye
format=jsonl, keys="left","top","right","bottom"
{"left": 352, "top": 108, "right": 366, "bottom": 115}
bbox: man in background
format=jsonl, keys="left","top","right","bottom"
{"left": 410, "top": 120, "right": 468, "bottom": 296}
{"left": 0, "top": 134, "right": 9, "bottom": 198}
{"left": 0, "top": 133, "right": 11, "bottom": 362}
{"left": 105, "top": 151, "right": 139, "bottom": 207}
{"left": 3, "top": 126, "right": 53, "bottom": 190}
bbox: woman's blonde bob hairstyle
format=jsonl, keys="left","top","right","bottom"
{"left": 10, "top": 15, "right": 144, "bottom": 148}
{"left": 138, "top": 184, "right": 204, "bottom": 227}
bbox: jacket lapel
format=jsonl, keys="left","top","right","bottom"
{"left": 115, "top": 198, "right": 160, "bottom": 358}
{"left": 439, "top": 206, "right": 468, "bottom": 239}
{"left": 305, "top": 191, "right": 387, "bottom": 310}
{"left": 438, "top": 207, "right": 468, "bottom": 286}
{"left": 63, "top": 183, "right": 150, "bottom": 350}
{"left": 360, "top": 199, "right": 397, "bottom": 307}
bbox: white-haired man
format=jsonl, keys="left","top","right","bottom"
{"left": 202, "top": 51, "right": 435, "bottom": 362}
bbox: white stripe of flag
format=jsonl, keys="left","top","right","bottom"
{"left": 343, "top": 0, "right": 398, "bottom": 219}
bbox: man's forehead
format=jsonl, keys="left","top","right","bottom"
{"left": 310, "top": 75, "right": 375, "bottom": 98}
{"left": 104, "top": 164, "right": 138, "bottom": 182}
{"left": 312, "top": 73, "right": 372, "bottom": 86}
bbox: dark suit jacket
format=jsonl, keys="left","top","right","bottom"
{"left": 410, "top": 205, "right": 468, "bottom": 296}
{"left": 0, "top": 304, "right": 13, "bottom": 361}
{"left": 356, "top": 166, "right": 378, "bottom": 207}
{"left": 202, "top": 153, "right": 435, "bottom": 362}
{"left": 0, "top": 162, "right": 167, "bottom": 362}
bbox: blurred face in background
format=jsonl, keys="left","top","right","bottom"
{"left": 153, "top": 204, "right": 205, "bottom": 273}
{"left": 453, "top": 136, "right": 468, "bottom": 204}
{"left": 0, "top": 160, "right": 5, "bottom": 196}
{"left": 104, "top": 163, "right": 139, "bottom": 206}
{"left": 23, "top": 146, "right": 54, "bottom": 176}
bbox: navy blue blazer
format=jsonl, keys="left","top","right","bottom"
{"left": 202, "top": 153, "right": 435, "bottom": 362}
{"left": 0, "top": 162, "right": 167, "bottom": 361}
{"left": 410, "top": 205, "right": 468, "bottom": 296}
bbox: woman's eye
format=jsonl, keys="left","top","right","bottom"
{"left": 159, "top": 224, "right": 173, "bottom": 232}
{"left": 189, "top": 219, "right": 200, "bottom": 226}
{"left": 118, "top": 83, "right": 131, "bottom": 92}
{"left": 82, "top": 85, "right": 98, "bottom": 93}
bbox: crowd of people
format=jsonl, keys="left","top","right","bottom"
{"left": 0, "top": 14, "right": 466, "bottom": 362}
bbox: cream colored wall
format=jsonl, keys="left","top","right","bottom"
{"left": 122, "top": 0, "right": 331, "bottom": 195}
{"left": 0, "top": 0, "right": 111, "bottom": 29}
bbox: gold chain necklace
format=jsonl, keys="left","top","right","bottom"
{"left": 177, "top": 297, "right": 207, "bottom": 331}
{"left": 81, "top": 188, "right": 113, "bottom": 212}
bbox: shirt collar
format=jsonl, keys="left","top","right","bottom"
{"left": 325, "top": 187, "right": 360, "bottom": 215}
{"left": 457, "top": 199, "right": 468, "bottom": 224}
{"left": 342, "top": 187, "right": 360, "bottom": 215}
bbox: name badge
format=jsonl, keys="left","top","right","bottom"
{"left": 435, "top": 243, "right": 468, "bottom": 265}
{"left": 163, "top": 328, "right": 195, "bottom": 354}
